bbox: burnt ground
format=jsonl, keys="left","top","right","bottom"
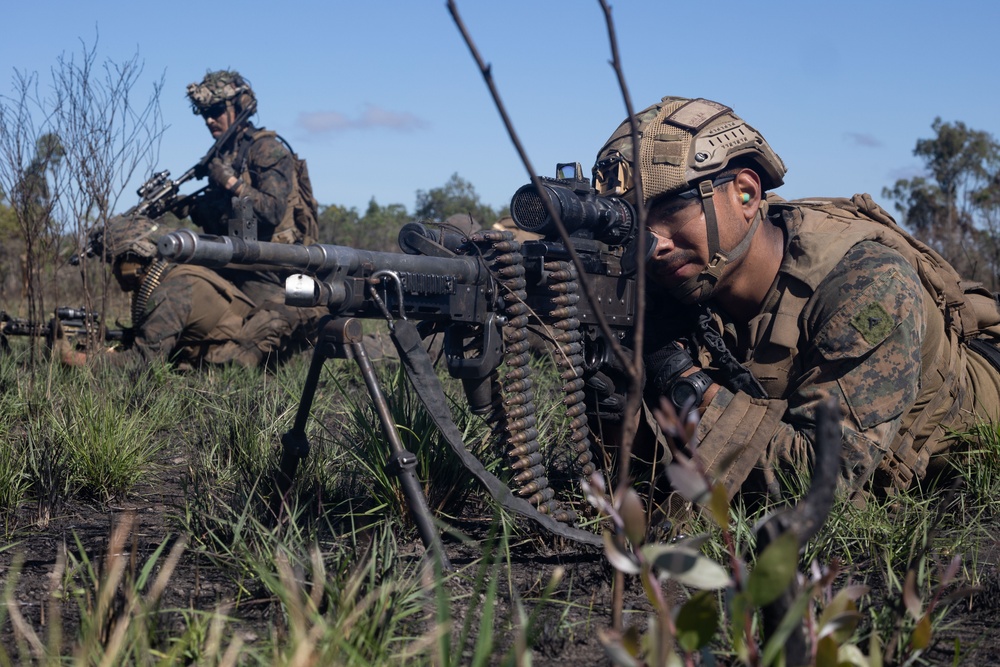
{"left": 2, "top": 442, "right": 1000, "bottom": 666}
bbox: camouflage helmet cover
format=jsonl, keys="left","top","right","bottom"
{"left": 186, "top": 69, "right": 255, "bottom": 114}
{"left": 593, "top": 96, "right": 786, "bottom": 206}
{"left": 88, "top": 214, "right": 164, "bottom": 262}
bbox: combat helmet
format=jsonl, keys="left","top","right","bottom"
{"left": 593, "top": 97, "right": 786, "bottom": 303}
{"left": 85, "top": 214, "right": 163, "bottom": 263}
{"left": 186, "top": 69, "right": 257, "bottom": 116}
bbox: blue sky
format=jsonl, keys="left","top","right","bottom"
{"left": 2, "top": 1, "right": 998, "bottom": 219}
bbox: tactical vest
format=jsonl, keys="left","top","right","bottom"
{"left": 743, "top": 193, "right": 1000, "bottom": 489}
{"left": 236, "top": 129, "right": 320, "bottom": 245}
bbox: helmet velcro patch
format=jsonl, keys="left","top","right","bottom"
{"left": 665, "top": 98, "right": 732, "bottom": 132}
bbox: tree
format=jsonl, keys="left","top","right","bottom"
{"left": 882, "top": 118, "right": 1000, "bottom": 287}
{"left": 50, "top": 38, "right": 163, "bottom": 330}
{"left": 0, "top": 71, "right": 67, "bottom": 356}
{"left": 0, "top": 37, "right": 163, "bottom": 363}
{"left": 318, "top": 198, "right": 410, "bottom": 253}
{"left": 414, "top": 173, "right": 500, "bottom": 228}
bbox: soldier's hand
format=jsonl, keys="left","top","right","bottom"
{"left": 207, "top": 157, "right": 239, "bottom": 193}
{"left": 583, "top": 346, "right": 639, "bottom": 424}
{"left": 644, "top": 341, "right": 696, "bottom": 397}
{"left": 48, "top": 316, "right": 85, "bottom": 366}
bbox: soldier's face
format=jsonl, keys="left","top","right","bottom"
{"left": 645, "top": 178, "right": 757, "bottom": 291}
{"left": 645, "top": 197, "right": 708, "bottom": 288}
{"left": 203, "top": 103, "right": 235, "bottom": 138}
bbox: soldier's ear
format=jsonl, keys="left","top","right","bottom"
{"left": 734, "top": 169, "right": 761, "bottom": 219}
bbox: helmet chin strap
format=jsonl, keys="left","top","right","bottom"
{"left": 669, "top": 179, "right": 762, "bottom": 304}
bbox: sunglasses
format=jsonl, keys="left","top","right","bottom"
{"left": 200, "top": 103, "right": 228, "bottom": 119}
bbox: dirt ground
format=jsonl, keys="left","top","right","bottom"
{"left": 3, "top": 446, "right": 1000, "bottom": 666}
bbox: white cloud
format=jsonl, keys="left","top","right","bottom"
{"left": 296, "top": 104, "right": 428, "bottom": 134}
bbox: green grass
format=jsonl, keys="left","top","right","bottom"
{"left": 1, "top": 345, "right": 999, "bottom": 665}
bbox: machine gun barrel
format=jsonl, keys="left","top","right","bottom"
{"left": 159, "top": 229, "right": 484, "bottom": 285}
{"left": 158, "top": 228, "right": 497, "bottom": 330}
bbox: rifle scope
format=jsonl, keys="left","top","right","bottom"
{"left": 510, "top": 179, "right": 636, "bottom": 247}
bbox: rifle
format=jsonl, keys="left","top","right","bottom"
{"left": 158, "top": 163, "right": 647, "bottom": 557}
{"left": 129, "top": 101, "right": 258, "bottom": 221}
{"left": 0, "top": 307, "right": 129, "bottom": 352}
{"left": 69, "top": 101, "right": 260, "bottom": 267}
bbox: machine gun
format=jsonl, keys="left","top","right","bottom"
{"left": 158, "top": 163, "right": 648, "bottom": 558}
{"left": 0, "top": 307, "right": 128, "bottom": 352}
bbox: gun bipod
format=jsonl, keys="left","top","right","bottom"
{"left": 271, "top": 315, "right": 451, "bottom": 571}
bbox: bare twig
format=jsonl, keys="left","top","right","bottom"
{"left": 446, "top": 1, "right": 639, "bottom": 383}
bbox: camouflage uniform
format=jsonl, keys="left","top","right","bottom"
{"left": 76, "top": 215, "right": 294, "bottom": 370}
{"left": 179, "top": 70, "right": 324, "bottom": 343}
{"left": 114, "top": 263, "right": 292, "bottom": 369}
{"left": 591, "top": 96, "right": 1000, "bottom": 498}
{"left": 186, "top": 126, "right": 294, "bottom": 244}
{"left": 684, "top": 196, "right": 1000, "bottom": 499}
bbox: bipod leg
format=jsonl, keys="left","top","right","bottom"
{"left": 270, "top": 315, "right": 336, "bottom": 522}
{"left": 339, "top": 318, "right": 452, "bottom": 572}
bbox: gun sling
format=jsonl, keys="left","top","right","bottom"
{"left": 390, "top": 319, "right": 602, "bottom": 548}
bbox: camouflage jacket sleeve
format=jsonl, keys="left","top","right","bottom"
{"left": 235, "top": 132, "right": 293, "bottom": 240}
{"left": 691, "top": 241, "right": 925, "bottom": 499}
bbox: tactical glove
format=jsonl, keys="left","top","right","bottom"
{"left": 644, "top": 341, "right": 695, "bottom": 397}
{"left": 583, "top": 346, "right": 639, "bottom": 424}
{"left": 207, "top": 157, "right": 238, "bottom": 192}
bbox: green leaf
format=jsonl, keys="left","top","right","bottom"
{"left": 747, "top": 531, "right": 800, "bottom": 607}
{"left": 910, "top": 613, "right": 932, "bottom": 650}
{"left": 709, "top": 483, "right": 730, "bottom": 530}
{"left": 837, "top": 643, "right": 870, "bottom": 666}
{"left": 642, "top": 544, "right": 731, "bottom": 590}
{"left": 818, "top": 610, "right": 861, "bottom": 645}
{"left": 619, "top": 488, "right": 646, "bottom": 548}
{"left": 815, "top": 635, "right": 839, "bottom": 667}
{"left": 604, "top": 530, "right": 640, "bottom": 575}
{"left": 760, "top": 587, "right": 812, "bottom": 666}
{"left": 675, "top": 590, "right": 719, "bottom": 653}
{"left": 622, "top": 624, "right": 642, "bottom": 657}
{"left": 666, "top": 462, "right": 710, "bottom": 504}
{"left": 818, "top": 585, "right": 869, "bottom": 630}
{"left": 729, "top": 592, "right": 751, "bottom": 663}
{"left": 868, "top": 630, "right": 883, "bottom": 667}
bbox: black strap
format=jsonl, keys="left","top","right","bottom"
{"left": 390, "top": 319, "right": 602, "bottom": 547}
{"left": 968, "top": 338, "right": 1000, "bottom": 374}
{"left": 695, "top": 305, "right": 767, "bottom": 399}
{"left": 233, "top": 129, "right": 255, "bottom": 176}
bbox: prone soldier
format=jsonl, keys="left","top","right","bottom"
{"left": 589, "top": 96, "right": 1000, "bottom": 501}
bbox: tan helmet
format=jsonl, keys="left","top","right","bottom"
{"left": 594, "top": 97, "right": 786, "bottom": 304}
{"left": 87, "top": 214, "right": 164, "bottom": 263}
{"left": 186, "top": 69, "right": 256, "bottom": 116}
{"left": 593, "top": 96, "right": 785, "bottom": 206}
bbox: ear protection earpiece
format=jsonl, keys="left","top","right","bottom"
{"left": 741, "top": 193, "right": 751, "bottom": 204}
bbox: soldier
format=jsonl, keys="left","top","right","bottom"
{"left": 55, "top": 215, "right": 293, "bottom": 369}
{"left": 590, "top": 96, "right": 1000, "bottom": 500}
{"left": 177, "top": 69, "right": 323, "bottom": 338}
